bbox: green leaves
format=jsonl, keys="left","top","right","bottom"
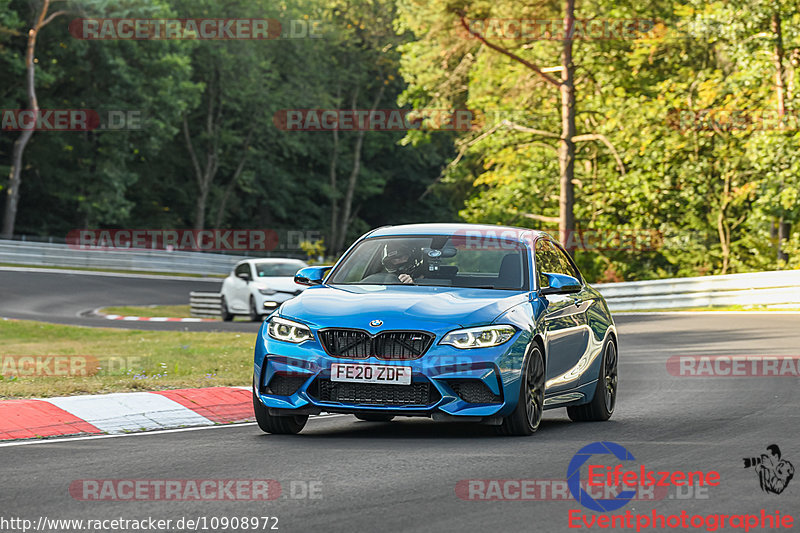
{"left": 396, "top": 0, "right": 800, "bottom": 281}
{"left": 2, "top": 0, "right": 798, "bottom": 278}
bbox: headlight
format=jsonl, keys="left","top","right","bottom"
{"left": 258, "top": 287, "right": 277, "bottom": 295}
{"left": 440, "top": 325, "right": 516, "bottom": 349}
{"left": 267, "top": 316, "right": 313, "bottom": 343}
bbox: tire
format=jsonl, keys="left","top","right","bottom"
{"left": 355, "top": 414, "right": 395, "bottom": 422}
{"left": 567, "top": 338, "right": 617, "bottom": 422}
{"left": 496, "top": 346, "right": 545, "bottom": 436}
{"left": 248, "top": 296, "right": 260, "bottom": 322}
{"left": 220, "top": 296, "right": 234, "bottom": 322}
{"left": 252, "top": 390, "right": 308, "bottom": 434}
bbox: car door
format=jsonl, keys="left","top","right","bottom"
{"left": 536, "top": 239, "right": 591, "bottom": 393}
{"left": 231, "top": 262, "right": 252, "bottom": 311}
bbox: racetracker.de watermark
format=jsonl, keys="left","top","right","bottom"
{"left": 1, "top": 356, "right": 145, "bottom": 378}
{"left": 266, "top": 354, "right": 491, "bottom": 379}
{"left": 667, "top": 355, "right": 800, "bottom": 377}
{"left": 0, "top": 516, "right": 280, "bottom": 533}
{"left": 454, "top": 478, "right": 709, "bottom": 501}
{"left": 273, "top": 109, "right": 476, "bottom": 131}
{"left": 1, "top": 356, "right": 98, "bottom": 377}
{"left": 449, "top": 229, "right": 663, "bottom": 252}
{"left": 667, "top": 108, "right": 800, "bottom": 132}
{"left": 457, "top": 18, "right": 663, "bottom": 40}
{"left": 66, "top": 229, "right": 322, "bottom": 252}
{"left": 69, "top": 479, "right": 322, "bottom": 501}
{"left": 69, "top": 480, "right": 280, "bottom": 501}
{"left": 68, "top": 18, "right": 323, "bottom": 40}
{"left": 0, "top": 109, "right": 142, "bottom": 131}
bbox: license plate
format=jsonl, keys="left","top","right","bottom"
{"left": 330, "top": 363, "right": 412, "bottom": 385}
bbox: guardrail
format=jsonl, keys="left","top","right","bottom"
{"left": 595, "top": 269, "right": 800, "bottom": 311}
{"left": 4, "top": 236, "right": 795, "bottom": 311}
{"left": 190, "top": 292, "right": 222, "bottom": 318}
{"left": 189, "top": 270, "right": 800, "bottom": 316}
{"left": 0, "top": 239, "right": 251, "bottom": 275}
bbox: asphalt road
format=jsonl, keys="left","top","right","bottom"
{"left": 2, "top": 313, "right": 798, "bottom": 533}
{"left": 0, "top": 267, "right": 261, "bottom": 332}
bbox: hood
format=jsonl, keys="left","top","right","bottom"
{"left": 278, "top": 284, "right": 528, "bottom": 331}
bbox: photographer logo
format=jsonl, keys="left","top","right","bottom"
{"left": 743, "top": 445, "right": 794, "bottom": 495}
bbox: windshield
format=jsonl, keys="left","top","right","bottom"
{"left": 328, "top": 236, "right": 528, "bottom": 290}
{"left": 254, "top": 262, "right": 304, "bottom": 277}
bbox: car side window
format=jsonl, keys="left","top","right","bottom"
{"left": 534, "top": 240, "right": 557, "bottom": 288}
{"left": 552, "top": 243, "right": 582, "bottom": 282}
{"left": 235, "top": 263, "right": 249, "bottom": 277}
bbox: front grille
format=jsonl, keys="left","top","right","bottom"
{"left": 319, "top": 329, "right": 435, "bottom": 360}
{"left": 318, "top": 330, "right": 371, "bottom": 358}
{"left": 450, "top": 380, "right": 502, "bottom": 404}
{"left": 265, "top": 374, "right": 307, "bottom": 396}
{"left": 373, "top": 331, "right": 434, "bottom": 360}
{"left": 310, "top": 379, "right": 439, "bottom": 406}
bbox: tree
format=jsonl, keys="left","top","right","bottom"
{"left": 2, "top": 0, "right": 65, "bottom": 238}
{"left": 323, "top": 0, "right": 403, "bottom": 254}
{"left": 176, "top": 0, "right": 279, "bottom": 231}
{"left": 397, "top": 0, "right": 630, "bottom": 256}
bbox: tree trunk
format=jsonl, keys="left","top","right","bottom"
{"left": 183, "top": 73, "right": 221, "bottom": 232}
{"left": 772, "top": 10, "right": 789, "bottom": 263}
{"left": 329, "top": 123, "right": 340, "bottom": 251}
{"left": 334, "top": 84, "right": 385, "bottom": 254}
{"left": 213, "top": 127, "right": 254, "bottom": 227}
{"left": 194, "top": 187, "right": 208, "bottom": 233}
{"left": 558, "top": 0, "right": 577, "bottom": 255}
{"left": 214, "top": 178, "right": 236, "bottom": 229}
{"left": 777, "top": 219, "right": 790, "bottom": 263}
{"left": 717, "top": 173, "right": 732, "bottom": 275}
{"left": 2, "top": 132, "right": 34, "bottom": 239}
{"left": 2, "top": 1, "right": 62, "bottom": 238}
{"left": 717, "top": 209, "right": 730, "bottom": 275}
{"left": 456, "top": 11, "right": 587, "bottom": 251}
{"left": 328, "top": 84, "right": 342, "bottom": 250}
{"left": 772, "top": 11, "right": 786, "bottom": 118}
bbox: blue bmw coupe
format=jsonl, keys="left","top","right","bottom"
{"left": 252, "top": 223, "right": 618, "bottom": 436}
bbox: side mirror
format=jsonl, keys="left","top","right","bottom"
{"left": 236, "top": 272, "right": 251, "bottom": 282}
{"left": 294, "top": 266, "right": 332, "bottom": 286}
{"left": 540, "top": 273, "right": 581, "bottom": 295}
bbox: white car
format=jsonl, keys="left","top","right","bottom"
{"left": 220, "top": 258, "right": 308, "bottom": 321}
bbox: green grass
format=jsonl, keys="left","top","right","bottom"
{"left": 98, "top": 305, "right": 253, "bottom": 321}
{"left": 100, "top": 305, "right": 195, "bottom": 318}
{"left": 0, "top": 319, "right": 255, "bottom": 399}
{"left": 0, "top": 262, "right": 225, "bottom": 278}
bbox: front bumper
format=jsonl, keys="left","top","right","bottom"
{"left": 254, "top": 291, "right": 302, "bottom": 313}
{"left": 253, "top": 322, "right": 531, "bottom": 418}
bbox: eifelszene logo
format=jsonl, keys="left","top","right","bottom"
{"left": 743, "top": 445, "right": 794, "bottom": 495}
{"left": 567, "top": 441, "right": 637, "bottom": 512}
{"left": 567, "top": 441, "right": 721, "bottom": 512}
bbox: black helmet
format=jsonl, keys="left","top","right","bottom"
{"left": 382, "top": 242, "right": 423, "bottom": 275}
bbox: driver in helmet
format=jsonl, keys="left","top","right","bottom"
{"left": 382, "top": 242, "right": 424, "bottom": 284}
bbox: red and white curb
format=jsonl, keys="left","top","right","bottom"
{"left": 0, "top": 386, "right": 254, "bottom": 441}
{"left": 102, "top": 314, "right": 216, "bottom": 323}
